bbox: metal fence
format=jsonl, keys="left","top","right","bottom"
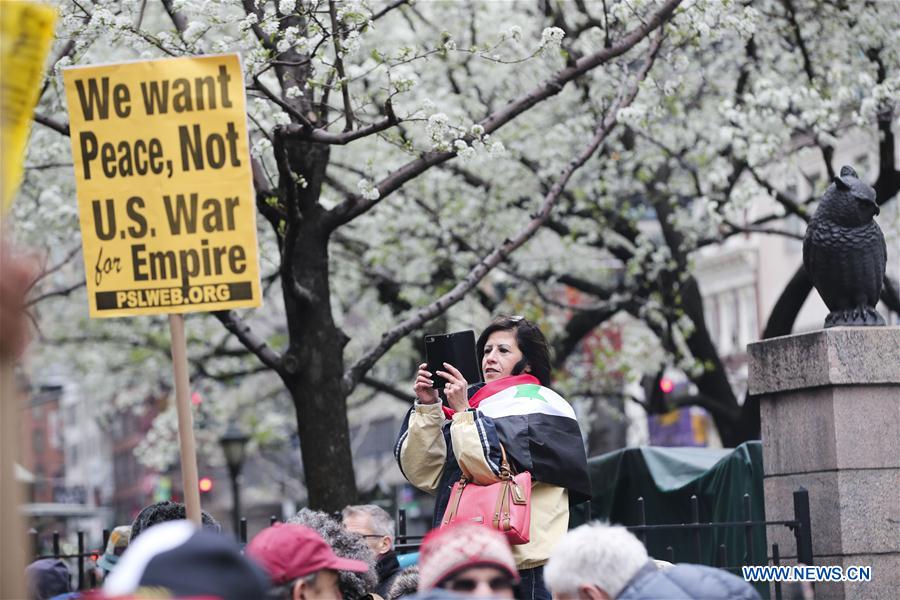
{"left": 29, "top": 489, "right": 812, "bottom": 599}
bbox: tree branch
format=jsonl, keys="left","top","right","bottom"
{"left": 26, "top": 245, "right": 81, "bottom": 293}
{"left": 160, "top": 0, "right": 188, "bottom": 33}
{"left": 328, "top": 0, "right": 354, "bottom": 131}
{"left": 371, "top": 0, "right": 410, "bottom": 21}
{"left": 361, "top": 376, "right": 412, "bottom": 403}
{"left": 213, "top": 310, "right": 285, "bottom": 376}
{"left": 33, "top": 113, "right": 69, "bottom": 136}
{"left": 252, "top": 75, "right": 314, "bottom": 128}
{"left": 761, "top": 266, "right": 812, "bottom": 339}
{"left": 881, "top": 275, "right": 900, "bottom": 315}
{"left": 342, "top": 35, "right": 663, "bottom": 394}
{"left": 281, "top": 98, "right": 397, "bottom": 144}
{"left": 26, "top": 280, "right": 85, "bottom": 307}
{"left": 748, "top": 165, "right": 811, "bottom": 221}
{"left": 867, "top": 47, "right": 900, "bottom": 205}
{"left": 721, "top": 220, "right": 804, "bottom": 241}
{"left": 780, "top": 0, "right": 815, "bottom": 84}
{"left": 325, "top": 0, "right": 682, "bottom": 230}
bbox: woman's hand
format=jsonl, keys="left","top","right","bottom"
{"left": 436, "top": 362, "right": 469, "bottom": 413}
{"left": 414, "top": 363, "right": 439, "bottom": 404}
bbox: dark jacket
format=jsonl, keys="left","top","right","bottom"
{"left": 375, "top": 550, "right": 402, "bottom": 598}
{"left": 617, "top": 562, "right": 761, "bottom": 600}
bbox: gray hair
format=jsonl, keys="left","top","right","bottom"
{"left": 545, "top": 522, "right": 649, "bottom": 598}
{"left": 287, "top": 508, "right": 377, "bottom": 599}
{"left": 342, "top": 504, "right": 395, "bottom": 539}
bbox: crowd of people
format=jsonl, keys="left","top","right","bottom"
{"left": 25, "top": 500, "right": 764, "bottom": 600}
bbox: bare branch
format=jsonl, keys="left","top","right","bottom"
{"left": 26, "top": 280, "right": 86, "bottom": 307}
{"left": 720, "top": 220, "right": 804, "bottom": 240}
{"left": 361, "top": 376, "right": 412, "bottom": 403}
{"left": 371, "top": 0, "right": 410, "bottom": 22}
{"left": 213, "top": 310, "right": 285, "bottom": 376}
{"left": 26, "top": 245, "right": 82, "bottom": 293}
{"left": 780, "top": 0, "right": 815, "bottom": 84}
{"left": 282, "top": 98, "right": 397, "bottom": 144}
{"left": 193, "top": 362, "right": 271, "bottom": 382}
{"left": 326, "top": 0, "right": 682, "bottom": 230}
{"left": 33, "top": 113, "right": 70, "bottom": 136}
{"left": 748, "top": 165, "right": 810, "bottom": 221}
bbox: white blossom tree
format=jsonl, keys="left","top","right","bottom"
{"left": 15, "top": 0, "right": 898, "bottom": 508}
{"left": 18, "top": 0, "right": 682, "bottom": 510}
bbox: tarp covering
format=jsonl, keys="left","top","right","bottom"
{"left": 572, "top": 442, "right": 767, "bottom": 573}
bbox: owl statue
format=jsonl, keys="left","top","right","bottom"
{"left": 803, "top": 166, "right": 887, "bottom": 327}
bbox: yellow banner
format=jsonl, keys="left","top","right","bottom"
{"left": 1, "top": 1, "right": 57, "bottom": 212}
{"left": 63, "top": 54, "right": 261, "bottom": 317}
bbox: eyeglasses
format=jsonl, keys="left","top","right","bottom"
{"left": 360, "top": 534, "right": 385, "bottom": 539}
{"left": 444, "top": 576, "right": 514, "bottom": 593}
{"left": 508, "top": 315, "right": 525, "bottom": 323}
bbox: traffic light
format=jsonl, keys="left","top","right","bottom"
{"left": 642, "top": 372, "right": 691, "bottom": 412}
{"left": 199, "top": 477, "right": 214, "bottom": 493}
{"left": 659, "top": 377, "right": 675, "bottom": 394}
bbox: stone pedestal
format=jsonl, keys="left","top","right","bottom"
{"left": 748, "top": 327, "right": 900, "bottom": 600}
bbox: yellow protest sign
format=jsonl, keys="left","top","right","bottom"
{"left": 63, "top": 54, "right": 261, "bottom": 317}
{"left": 1, "top": 1, "right": 58, "bottom": 212}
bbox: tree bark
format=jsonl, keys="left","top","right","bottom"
{"left": 282, "top": 214, "right": 358, "bottom": 510}
{"left": 274, "top": 136, "right": 359, "bottom": 511}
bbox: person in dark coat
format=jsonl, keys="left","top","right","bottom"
{"left": 545, "top": 522, "right": 761, "bottom": 600}
{"left": 343, "top": 505, "right": 402, "bottom": 598}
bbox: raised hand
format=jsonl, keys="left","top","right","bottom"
{"left": 435, "top": 362, "right": 469, "bottom": 412}
{"left": 413, "top": 362, "right": 439, "bottom": 404}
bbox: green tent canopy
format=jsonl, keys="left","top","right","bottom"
{"left": 572, "top": 441, "right": 767, "bottom": 573}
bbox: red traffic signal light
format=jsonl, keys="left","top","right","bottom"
{"left": 199, "top": 477, "right": 214, "bottom": 493}
{"left": 659, "top": 377, "right": 675, "bottom": 394}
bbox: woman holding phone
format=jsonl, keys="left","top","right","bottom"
{"left": 394, "top": 315, "right": 591, "bottom": 600}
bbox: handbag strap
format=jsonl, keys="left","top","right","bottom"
{"left": 498, "top": 443, "right": 515, "bottom": 479}
{"left": 442, "top": 480, "right": 467, "bottom": 526}
{"left": 457, "top": 443, "right": 514, "bottom": 484}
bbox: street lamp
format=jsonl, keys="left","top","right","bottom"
{"left": 219, "top": 421, "right": 250, "bottom": 535}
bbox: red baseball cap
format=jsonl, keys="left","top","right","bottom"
{"left": 245, "top": 523, "right": 369, "bottom": 584}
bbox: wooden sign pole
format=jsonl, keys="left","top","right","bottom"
{"left": 168, "top": 314, "right": 201, "bottom": 525}
{"left": 0, "top": 362, "right": 26, "bottom": 598}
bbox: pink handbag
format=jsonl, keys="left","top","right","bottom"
{"left": 440, "top": 445, "right": 532, "bottom": 545}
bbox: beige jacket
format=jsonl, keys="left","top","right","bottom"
{"left": 396, "top": 402, "right": 569, "bottom": 570}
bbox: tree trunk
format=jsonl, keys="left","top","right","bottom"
{"left": 279, "top": 140, "right": 358, "bottom": 511}
{"left": 282, "top": 220, "right": 358, "bottom": 511}
{"left": 652, "top": 197, "right": 746, "bottom": 445}
{"left": 676, "top": 276, "right": 746, "bottom": 446}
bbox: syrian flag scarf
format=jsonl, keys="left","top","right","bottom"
{"left": 446, "top": 374, "right": 592, "bottom": 504}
